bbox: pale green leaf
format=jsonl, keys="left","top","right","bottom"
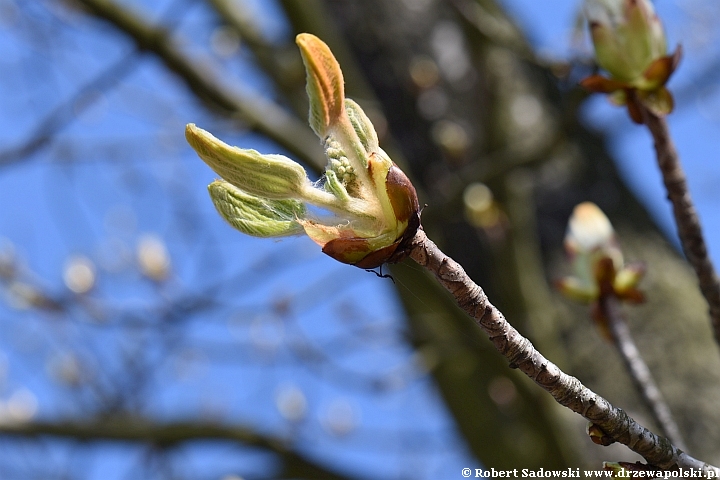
{"left": 208, "top": 180, "right": 306, "bottom": 237}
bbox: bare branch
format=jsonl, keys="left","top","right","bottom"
{"left": 408, "top": 227, "right": 719, "bottom": 473}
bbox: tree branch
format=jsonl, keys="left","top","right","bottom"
{"left": 408, "top": 227, "right": 719, "bottom": 473}
{"left": 638, "top": 102, "right": 720, "bottom": 349}
{"left": 0, "top": 418, "right": 358, "bottom": 480}
{"left": 69, "top": 0, "right": 325, "bottom": 170}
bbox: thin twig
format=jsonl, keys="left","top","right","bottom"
{"left": 600, "top": 295, "right": 685, "bottom": 450}
{"left": 638, "top": 101, "right": 720, "bottom": 349}
{"left": 408, "top": 227, "right": 719, "bottom": 473}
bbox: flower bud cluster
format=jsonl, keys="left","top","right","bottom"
{"left": 324, "top": 137, "right": 356, "bottom": 186}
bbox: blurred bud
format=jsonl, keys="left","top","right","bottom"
{"left": 187, "top": 34, "right": 420, "bottom": 269}
{"left": 487, "top": 376, "right": 517, "bottom": 408}
{"left": 5, "top": 388, "right": 38, "bottom": 422}
{"left": 275, "top": 384, "right": 307, "bottom": 422}
{"left": 463, "top": 183, "right": 498, "bottom": 228}
{"left": 581, "top": 0, "right": 681, "bottom": 122}
{"left": 63, "top": 255, "right": 96, "bottom": 294}
{"left": 565, "top": 202, "right": 616, "bottom": 255}
{"left": 409, "top": 55, "right": 440, "bottom": 89}
{"left": 584, "top": 0, "right": 665, "bottom": 82}
{"left": 613, "top": 262, "right": 646, "bottom": 302}
{"left": 137, "top": 234, "right": 170, "bottom": 281}
{"left": 431, "top": 120, "right": 469, "bottom": 157}
{"left": 557, "top": 203, "right": 644, "bottom": 311}
{"left": 322, "top": 398, "right": 357, "bottom": 436}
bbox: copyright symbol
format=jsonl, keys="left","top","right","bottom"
{"left": 462, "top": 468, "right": 472, "bottom": 478}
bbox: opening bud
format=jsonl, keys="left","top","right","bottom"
{"left": 187, "top": 34, "right": 420, "bottom": 269}
{"left": 556, "top": 203, "right": 645, "bottom": 333}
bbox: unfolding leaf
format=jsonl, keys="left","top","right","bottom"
{"left": 208, "top": 180, "right": 306, "bottom": 237}
{"left": 296, "top": 33, "right": 345, "bottom": 138}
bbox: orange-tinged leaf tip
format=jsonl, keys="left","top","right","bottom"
{"left": 296, "top": 34, "right": 345, "bottom": 136}
{"left": 641, "top": 49, "right": 681, "bottom": 90}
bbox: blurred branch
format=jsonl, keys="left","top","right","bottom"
{"left": 599, "top": 295, "right": 685, "bottom": 449}
{"left": 637, "top": 99, "right": 720, "bottom": 350}
{"left": 0, "top": 53, "right": 138, "bottom": 168}
{"left": 68, "top": 0, "right": 324, "bottom": 170}
{"left": 0, "top": 419, "right": 358, "bottom": 480}
{"left": 408, "top": 228, "right": 719, "bottom": 473}
{"left": 450, "top": 0, "right": 536, "bottom": 61}
{"left": 206, "top": 0, "right": 305, "bottom": 105}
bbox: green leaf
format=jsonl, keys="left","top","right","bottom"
{"left": 208, "top": 180, "right": 306, "bottom": 237}
{"left": 187, "top": 124, "right": 310, "bottom": 199}
{"left": 345, "top": 99, "right": 378, "bottom": 156}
